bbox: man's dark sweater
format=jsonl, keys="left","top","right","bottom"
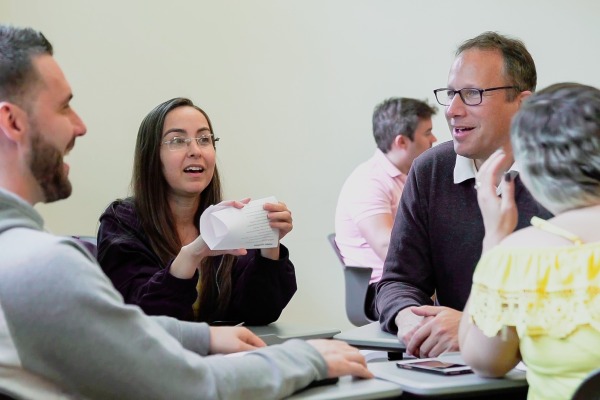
{"left": 376, "top": 141, "right": 553, "bottom": 333}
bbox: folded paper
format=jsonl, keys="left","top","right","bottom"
{"left": 200, "top": 196, "right": 279, "bottom": 250}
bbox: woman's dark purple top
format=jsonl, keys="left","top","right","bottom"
{"left": 97, "top": 199, "right": 297, "bottom": 325}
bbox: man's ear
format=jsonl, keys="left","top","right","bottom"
{"left": 393, "top": 134, "right": 409, "bottom": 150}
{"left": 0, "top": 101, "right": 28, "bottom": 143}
{"left": 517, "top": 90, "right": 533, "bottom": 106}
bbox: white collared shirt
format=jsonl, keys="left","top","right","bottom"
{"left": 453, "top": 154, "right": 519, "bottom": 195}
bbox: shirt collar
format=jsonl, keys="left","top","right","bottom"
{"left": 453, "top": 154, "right": 520, "bottom": 195}
{"left": 453, "top": 154, "right": 478, "bottom": 184}
{"left": 374, "top": 149, "right": 403, "bottom": 178}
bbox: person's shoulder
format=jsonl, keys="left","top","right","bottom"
{"left": 338, "top": 159, "right": 378, "bottom": 199}
{"left": 343, "top": 157, "right": 375, "bottom": 181}
{"left": 100, "top": 197, "right": 137, "bottom": 222}
{"left": 414, "top": 141, "right": 455, "bottom": 167}
{"left": 39, "top": 231, "right": 97, "bottom": 262}
{"left": 479, "top": 226, "right": 561, "bottom": 262}
{"left": 500, "top": 226, "right": 540, "bottom": 247}
{"left": 410, "top": 141, "right": 456, "bottom": 179}
{"left": 1, "top": 229, "right": 97, "bottom": 278}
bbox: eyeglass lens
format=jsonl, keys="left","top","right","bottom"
{"left": 166, "top": 136, "right": 214, "bottom": 151}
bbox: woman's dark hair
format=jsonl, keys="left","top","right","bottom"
{"left": 132, "top": 97, "right": 235, "bottom": 321}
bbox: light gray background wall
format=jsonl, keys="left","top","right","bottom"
{"left": 2, "top": 0, "right": 600, "bottom": 330}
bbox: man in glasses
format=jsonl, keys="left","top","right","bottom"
{"left": 376, "top": 31, "right": 552, "bottom": 358}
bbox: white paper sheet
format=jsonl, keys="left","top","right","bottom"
{"left": 199, "top": 196, "right": 279, "bottom": 250}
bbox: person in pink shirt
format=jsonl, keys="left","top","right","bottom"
{"left": 335, "top": 97, "right": 437, "bottom": 319}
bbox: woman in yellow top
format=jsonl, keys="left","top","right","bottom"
{"left": 459, "top": 83, "right": 600, "bottom": 400}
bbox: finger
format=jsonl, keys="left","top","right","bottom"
{"left": 241, "top": 330, "right": 267, "bottom": 348}
{"left": 405, "top": 336, "right": 419, "bottom": 358}
{"left": 342, "top": 348, "right": 369, "bottom": 368}
{"left": 406, "top": 322, "right": 433, "bottom": 357}
{"left": 501, "top": 172, "right": 516, "bottom": 212}
{"left": 345, "top": 362, "right": 374, "bottom": 379}
{"left": 231, "top": 201, "right": 247, "bottom": 209}
{"left": 268, "top": 206, "right": 289, "bottom": 214}
{"left": 491, "top": 154, "right": 511, "bottom": 185}
{"left": 417, "top": 334, "right": 439, "bottom": 358}
{"left": 478, "top": 160, "right": 503, "bottom": 195}
{"left": 268, "top": 220, "right": 292, "bottom": 230}
{"left": 477, "top": 150, "right": 508, "bottom": 185}
{"left": 425, "top": 341, "right": 449, "bottom": 359}
{"left": 410, "top": 306, "right": 442, "bottom": 317}
{"left": 263, "top": 202, "right": 285, "bottom": 212}
{"left": 267, "top": 210, "right": 292, "bottom": 222}
{"left": 235, "top": 341, "right": 261, "bottom": 352}
{"left": 217, "top": 200, "right": 246, "bottom": 209}
{"left": 237, "top": 335, "right": 266, "bottom": 351}
{"left": 231, "top": 198, "right": 252, "bottom": 208}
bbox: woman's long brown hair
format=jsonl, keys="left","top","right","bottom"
{"left": 132, "top": 97, "right": 235, "bottom": 322}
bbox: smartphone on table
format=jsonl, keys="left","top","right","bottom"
{"left": 396, "top": 359, "right": 473, "bottom": 376}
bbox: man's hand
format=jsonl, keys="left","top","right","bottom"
{"left": 209, "top": 326, "right": 266, "bottom": 354}
{"left": 307, "top": 339, "right": 374, "bottom": 379}
{"left": 395, "top": 307, "right": 426, "bottom": 344}
{"left": 400, "top": 306, "right": 461, "bottom": 358}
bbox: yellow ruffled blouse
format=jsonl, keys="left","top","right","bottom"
{"left": 469, "top": 217, "right": 600, "bottom": 400}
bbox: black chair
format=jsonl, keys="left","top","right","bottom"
{"left": 572, "top": 368, "right": 600, "bottom": 400}
{"left": 327, "top": 233, "right": 376, "bottom": 327}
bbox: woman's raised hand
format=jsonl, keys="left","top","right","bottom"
{"left": 264, "top": 201, "right": 293, "bottom": 241}
{"left": 475, "top": 150, "right": 517, "bottom": 253}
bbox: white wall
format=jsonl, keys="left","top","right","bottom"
{"left": 2, "top": 0, "right": 600, "bottom": 330}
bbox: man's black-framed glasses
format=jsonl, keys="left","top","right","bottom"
{"left": 433, "top": 86, "right": 519, "bottom": 106}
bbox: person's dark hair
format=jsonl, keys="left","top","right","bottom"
{"left": 133, "top": 97, "right": 235, "bottom": 322}
{"left": 511, "top": 83, "right": 600, "bottom": 213}
{"left": 0, "top": 25, "right": 53, "bottom": 108}
{"left": 372, "top": 97, "right": 437, "bottom": 153}
{"left": 457, "top": 31, "right": 536, "bottom": 101}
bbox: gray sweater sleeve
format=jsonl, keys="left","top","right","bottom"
{"left": 150, "top": 315, "right": 211, "bottom": 356}
{"left": 0, "top": 235, "right": 326, "bottom": 399}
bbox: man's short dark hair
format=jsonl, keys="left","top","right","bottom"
{"left": 0, "top": 25, "right": 53, "bottom": 107}
{"left": 372, "top": 97, "right": 437, "bottom": 153}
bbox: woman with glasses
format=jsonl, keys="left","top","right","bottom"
{"left": 97, "top": 97, "right": 297, "bottom": 324}
{"left": 459, "top": 83, "right": 600, "bottom": 400}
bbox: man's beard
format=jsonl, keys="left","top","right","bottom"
{"left": 28, "top": 128, "right": 73, "bottom": 203}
